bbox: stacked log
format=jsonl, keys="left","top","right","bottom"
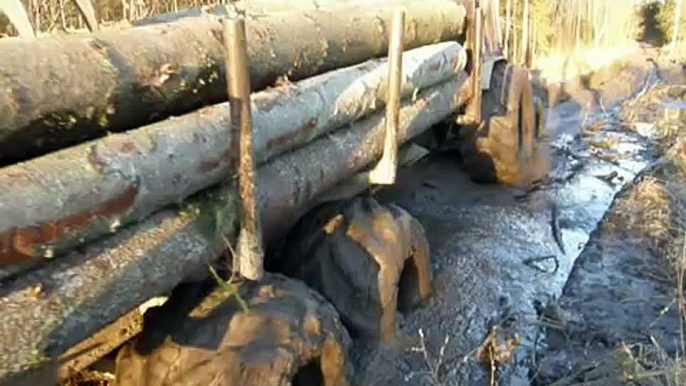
{"left": 0, "top": 0, "right": 466, "bottom": 166}
{"left": 0, "top": 0, "right": 473, "bottom": 384}
{"left": 0, "top": 41, "right": 466, "bottom": 276}
{"left": 0, "top": 73, "right": 471, "bottom": 386}
{"left": 132, "top": 0, "right": 364, "bottom": 25}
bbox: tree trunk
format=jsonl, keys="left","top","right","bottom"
{"left": 132, "top": 0, "right": 377, "bottom": 25}
{"left": 0, "top": 73, "right": 469, "bottom": 386}
{"left": 505, "top": 0, "right": 511, "bottom": 58}
{"left": 0, "top": 42, "right": 467, "bottom": 275}
{"left": 0, "top": 0, "right": 466, "bottom": 167}
{"left": 673, "top": 0, "right": 683, "bottom": 45}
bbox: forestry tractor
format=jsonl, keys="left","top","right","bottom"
{"left": 0, "top": 0, "right": 547, "bottom": 385}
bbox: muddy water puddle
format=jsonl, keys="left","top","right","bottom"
{"left": 364, "top": 72, "right": 669, "bottom": 385}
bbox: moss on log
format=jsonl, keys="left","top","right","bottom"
{"left": 0, "top": 41, "right": 467, "bottom": 275}
{"left": 0, "top": 0, "right": 466, "bottom": 166}
{"left": 0, "top": 73, "right": 469, "bottom": 386}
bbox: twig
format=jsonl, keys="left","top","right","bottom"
{"left": 551, "top": 203, "right": 566, "bottom": 255}
{"left": 523, "top": 255, "right": 560, "bottom": 274}
{"left": 408, "top": 328, "right": 450, "bottom": 386}
{"left": 223, "top": 16, "right": 264, "bottom": 281}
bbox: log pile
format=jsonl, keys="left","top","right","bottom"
{"left": 0, "top": 0, "right": 472, "bottom": 385}
{"left": 0, "top": 0, "right": 465, "bottom": 166}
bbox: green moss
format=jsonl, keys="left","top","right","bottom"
{"left": 97, "top": 113, "right": 109, "bottom": 128}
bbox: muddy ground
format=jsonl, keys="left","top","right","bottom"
{"left": 352, "top": 46, "right": 686, "bottom": 386}
{"left": 59, "top": 44, "right": 686, "bottom": 386}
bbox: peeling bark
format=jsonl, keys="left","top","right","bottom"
{"left": 0, "top": 0, "right": 466, "bottom": 166}
{"left": 0, "top": 41, "right": 467, "bottom": 274}
{"left": 0, "top": 73, "right": 469, "bottom": 386}
{"left": 133, "top": 0, "right": 357, "bottom": 25}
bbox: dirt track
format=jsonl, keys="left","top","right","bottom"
{"left": 55, "top": 44, "right": 686, "bottom": 386}
{"left": 352, "top": 45, "right": 685, "bottom": 386}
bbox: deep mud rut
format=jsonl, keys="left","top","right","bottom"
{"left": 355, "top": 48, "right": 686, "bottom": 386}
{"left": 60, "top": 47, "right": 685, "bottom": 386}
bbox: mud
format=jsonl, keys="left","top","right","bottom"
{"left": 351, "top": 47, "right": 684, "bottom": 385}
{"left": 112, "top": 272, "right": 354, "bottom": 386}
{"left": 279, "top": 196, "right": 432, "bottom": 344}
{"left": 531, "top": 143, "right": 686, "bottom": 386}
{"left": 63, "top": 45, "right": 685, "bottom": 386}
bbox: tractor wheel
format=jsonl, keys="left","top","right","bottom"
{"left": 280, "top": 196, "right": 432, "bottom": 344}
{"left": 112, "top": 273, "right": 354, "bottom": 386}
{"left": 458, "top": 61, "right": 549, "bottom": 187}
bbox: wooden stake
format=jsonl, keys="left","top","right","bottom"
{"left": 0, "top": 0, "right": 35, "bottom": 38}
{"left": 455, "top": 2, "right": 481, "bottom": 127}
{"left": 223, "top": 17, "right": 264, "bottom": 281}
{"left": 368, "top": 9, "right": 405, "bottom": 185}
{"left": 471, "top": 5, "right": 482, "bottom": 123}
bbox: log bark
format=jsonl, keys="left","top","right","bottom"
{"left": 0, "top": 0, "right": 466, "bottom": 166}
{"left": 0, "top": 73, "right": 469, "bottom": 386}
{"left": 0, "top": 41, "right": 467, "bottom": 275}
{"left": 132, "top": 0, "right": 355, "bottom": 25}
{"left": 132, "top": 0, "right": 429, "bottom": 26}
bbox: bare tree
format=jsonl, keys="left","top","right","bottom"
{"left": 673, "top": 0, "right": 683, "bottom": 45}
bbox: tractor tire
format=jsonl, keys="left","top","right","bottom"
{"left": 280, "top": 196, "right": 432, "bottom": 344}
{"left": 458, "top": 61, "right": 549, "bottom": 187}
{"left": 112, "top": 273, "right": 354, "bottom": 386}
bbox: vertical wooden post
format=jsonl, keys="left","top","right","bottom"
{"left": 368, "top": 10, "right": 405, "bottom": 186}
{"left": 455, "top": 1, "right": 481, "bottom": 127}
{"left": 471, "top": 4, "right": 482, "bottom": 123}
{"left": 223, "top": 17, "right": 264, "bottom": 281}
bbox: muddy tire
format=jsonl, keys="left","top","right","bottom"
{"left": 458, "top": 61, "right": 548, "bottom": 187}
{"left": 280, "top": 196, "right": 432, "bottom": 343}
{"left": 112, "top": 273, "right": 354, "bottom": 386}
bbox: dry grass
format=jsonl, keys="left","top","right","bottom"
{"left": 0, "top": 0, "right": 224, "bottom": 35}
{"left": 60, "top": 369, "right": 113, "bottom": 386}
{"left": 631, "top": 139, "right": 686, "bottom": 386}
{"left": 612, "top": 176, "right": 675, "bottom": 253}
{"left": 621, "top": 82, "right": 686, "bottom": 151}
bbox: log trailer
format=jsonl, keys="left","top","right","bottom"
{"left": 0, "top": 0, "right": 546, "bottom": 385}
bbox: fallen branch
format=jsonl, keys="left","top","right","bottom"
{"left": 0, "top": 41, "right": 467, "bottom": 274}
{"left": 0, "top": 73, "right": 469, "bottom": 385}
{"left": 0, "top": 0, "right": 466, "bottom": 165}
